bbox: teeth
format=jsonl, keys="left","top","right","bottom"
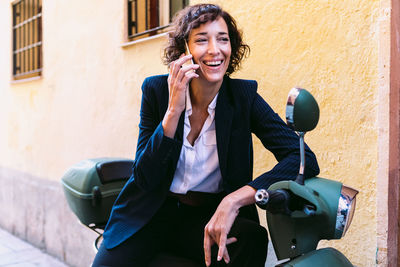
{"left": 204, "top": 60, "right": 222, "bottom": 66}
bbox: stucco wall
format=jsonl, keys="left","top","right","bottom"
{"left": 0, "top": 0, "right": 168, "bottom": 180}
{"left": 0, "top": 0, "right": 389, "bottom": 266}
{"left": 0, "top": 1, "right": 171, "bottom": 265}
{"left": 194, "top": 0, "right": 383, "bottom": 266}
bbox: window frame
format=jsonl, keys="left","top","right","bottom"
{"left": 11, "top": 0, "right": 43, "bottom": 81}
{"left": 126, "top": 0, "right": 188, "bottom": 42}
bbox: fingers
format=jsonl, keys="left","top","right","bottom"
{"left": 203, "top": 230, "right": 213, "bottom": 267}
{"left": 223, "top": 248, "right": 230, "bottom": 264}
{"left": 168, "top": 54, "right": 189, "bottom": 73}
{"left": 168, "top": 67, "right": 198, "bottom": 104}
{"left": 169, "top": 54, "right": 192, "bottom": 74}
{"left": 221, "top": 237, "right": 237, "bottom": 264}
{"left": 168, "top": 54, "right": 198, "bottom": 95}
{"left": 226, "top": 237, "right": 237, "bottom": 245}
{"left": 174, "top": 62, "right": 199, "bottom": 85}
{"left": 205, "top": 226, "right": 237, "bottom": 265}
{"left": 217, "top": 234, "right": 227, "bottom": 263}
{"left": 169, "top": 54, "right": 197, "bottom": 81}
{"left": 175, "top": 54, "right": 194, "bottom": 66}
{"left": 203, "top": 198, "right": 240, "bottom": 266}
{"left": 167, "top": 54, "right": 199, "bottom": 113}
{"left": 181, "top": 69, "right": 199, "bottom": 86}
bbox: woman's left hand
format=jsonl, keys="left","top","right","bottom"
{"left": 203, "top": 185, "right": 257, "bottom": 266}
{"left": 203, "top": 197, "right": 238, "bottom": 266}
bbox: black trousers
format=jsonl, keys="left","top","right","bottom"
{"left": 92, "top": 196, "right": 268, "bottom": 267}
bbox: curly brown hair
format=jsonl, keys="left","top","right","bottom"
{"left": 163, "top": 4, "right": 250, "bottom": 75}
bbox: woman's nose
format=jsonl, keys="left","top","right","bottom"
{"left": 207, "top": 39, "right": 219, "bottom": 55}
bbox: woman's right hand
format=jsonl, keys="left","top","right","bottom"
{"left": 167, "top": 54, "right": 199, "bottom": 114}
{"left": 162, "top": 54, "right": 199, "bottom": 138}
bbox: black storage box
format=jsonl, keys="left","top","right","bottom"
{"left": 61, "top": 158, "right": 133, "bottom": 228}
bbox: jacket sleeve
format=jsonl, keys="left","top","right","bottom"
{"left": 131, "top": 77, "right": 183, "bottom": 192}
{"left": 248, "top": 93, "right": 320, "bottom": 190}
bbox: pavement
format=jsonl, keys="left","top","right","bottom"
{"left": 0, "top": 228, "right": 68, "bottom": 267}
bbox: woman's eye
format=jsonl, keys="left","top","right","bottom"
{"left": 219, "top": 37, "right": 229, "bottom": 42}
{"left": 195, "top": 39, "right": 207, "bottom": 43}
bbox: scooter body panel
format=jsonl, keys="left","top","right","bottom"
{"left": 278, "top": 247, "right": 353, "bottom": 267}
{"left": 267, "top": 177, "right": 343, "bottom": 260}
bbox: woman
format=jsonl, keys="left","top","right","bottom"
{"left": 93, "top": 4, "right": 319, "bottom": 267}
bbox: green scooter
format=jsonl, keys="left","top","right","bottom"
{"left": 255, "top": 88, "right": 358, "bottom": 266}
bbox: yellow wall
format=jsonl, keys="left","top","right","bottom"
{"left": 0, "top": 0, "right": 168, "bottom": 179}
{"left": 192, "top": 0, "right": 383, "bottom": 265}
{"left": 0, "top": 0, "right": 389, "bottom": 266}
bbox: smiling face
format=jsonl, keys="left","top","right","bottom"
{"left": 187, "top": 17, "right": 232, "bottom": 85}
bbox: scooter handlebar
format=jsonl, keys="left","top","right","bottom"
{"left": 255, "top": 189, "right": 291, "bottom": 215}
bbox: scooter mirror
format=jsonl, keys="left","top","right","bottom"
{"left": 286, "top": 88, "right": 320, "bottom": 132}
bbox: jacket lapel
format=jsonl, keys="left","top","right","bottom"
{"left": 215, "top": 78, "right": 233, "bottom": 181}
{"left": 175, "top": 111, "right": 185, "bottom": 142}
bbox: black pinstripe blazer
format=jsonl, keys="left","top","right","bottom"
{"left": 103, "top": 74, "right": 319, "bottom": 249}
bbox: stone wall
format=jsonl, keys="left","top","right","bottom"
{"left": 0, "top": 166, "right": 97, "bottom": 267}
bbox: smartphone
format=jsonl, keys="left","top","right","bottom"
{"left": 182, "top": 40, "right": 195, "bottom": 69}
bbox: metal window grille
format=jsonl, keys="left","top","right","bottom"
{"left": 12, "top": 0, "right": 42, "bottom": 80}
{"left": 128, "top": 0, "right": 188, "bottom": 40}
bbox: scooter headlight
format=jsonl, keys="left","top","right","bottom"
{"left": 335, "top": 185, "right": 359, "bottom": 238}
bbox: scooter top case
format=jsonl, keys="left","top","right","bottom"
{"left": 61, "top": 158, "right": 133, "bottom": 228}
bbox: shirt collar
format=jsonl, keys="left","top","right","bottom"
{"left": 208, "top": 92, "right": 218, "bottom": 113}
{"left": 185, "top": 87, "right": 193, "bottom": 116}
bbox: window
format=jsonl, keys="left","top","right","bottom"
{"left": 127, "top": 0, "right": 188, "bottom": 41}
{"left": 12, "top": 0, "right": 42, "bottom": 80}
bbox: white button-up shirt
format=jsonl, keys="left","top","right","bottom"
{"left": 169, "top": 89, "right": 223, "bottom": 194}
